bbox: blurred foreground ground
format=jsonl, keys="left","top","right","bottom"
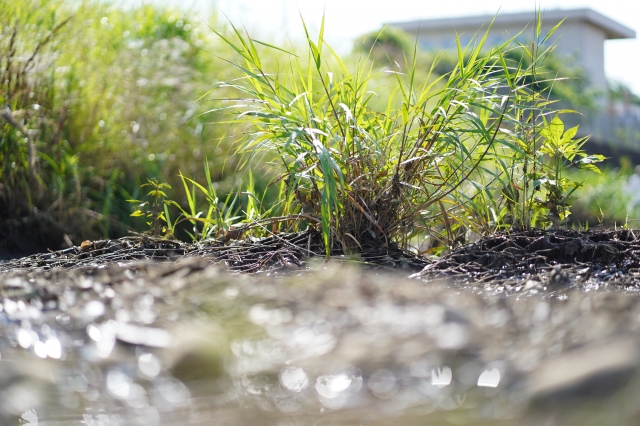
{"left": 1, "top": 251, "right": 640, "bottom": 425}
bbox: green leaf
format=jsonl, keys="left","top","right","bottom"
{"left": 148, "top": 189, "right": 167, "bottom": 197}
{"left": 251, "top": 39, "right": 298, "bottom": 57}
{"left": 497, "top": 50, "right": 513, "bottom": 88}
{"left": 580, "top": 163, "right": 602, "bottom": 174}
{"left": 548, "top": 116, "right": 564, "bottom": 141}
{"left": 131, "top": 210, "right": 146, "bottom": 217}
{"left": 317, "top": 13, "right": 325, "bottom": 61}
{"left": 573, "top": 155, "right": 606, "bottom": 174}
{"left": 324, "top": 42, "right": 349, "bottom": 76}
{"left": 455, "top": 32, "right": 465, "bottom": 76}
{"left": 561, "top": 125, "right": 579, "bottom": 142}
{"left": 541, "top": 18, "right": 566, "bottom": 44}
{"left": 163, "top": 203, "right": 172, "bottom": 231}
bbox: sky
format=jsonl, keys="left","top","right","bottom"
{"left": 171, "top": 0, "right": 640, "bottom": 94}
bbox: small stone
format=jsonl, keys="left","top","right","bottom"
{"left": 80, "top": 240, "right": 93, "bottom": 251}
{"left": 529, "top": 337, "right": 638, "bottom": 404}
{"left": 548, "top": 265, "right": 571, "bottom": 288}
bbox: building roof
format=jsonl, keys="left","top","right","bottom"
{"left": 391, "top": 8, "right": 636, "bottom": 40}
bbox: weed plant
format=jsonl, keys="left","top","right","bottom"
{"left": 129, "top": 179, "right": 175, "bottom": 237}
{"left": 201, "top": 14, "right": 603, "bottom": 255}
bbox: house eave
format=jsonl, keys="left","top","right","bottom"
{"left": 390, "top": 8, "right": 636, "bottom": 40}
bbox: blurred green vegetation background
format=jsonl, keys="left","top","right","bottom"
{"left": 0, "top": 0, "right": 637, "bottom": 256}
{"left": 0, "top": 0, "right": 244, "bottom": 255}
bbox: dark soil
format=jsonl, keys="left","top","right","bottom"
{"left": 3, "top": 227, "right": 639, "bottom": 288}
{"left": 0, "top": 212, "right": 69, "bottom": 260}
{"left": 416, "top": 227, "right": 640, "bottom": 289}
{"left": 431, "top": 228, "right": 640, "bottom": 271}
{"left": 0, "top": 229, "right": 429, "bottom": 274}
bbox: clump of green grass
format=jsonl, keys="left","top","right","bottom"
{"left": 208, "top": 17, "right": 513, "bottom": 254}
{"left": 200, "top": 13, "right": 603, "bottom": 255}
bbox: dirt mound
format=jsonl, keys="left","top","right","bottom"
{"left": 415, "top": 228, "right": 640, "bottom": 289}
{"left": 0, "top": 229, "right": 428, "bottom": 274}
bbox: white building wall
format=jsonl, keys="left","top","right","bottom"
{"left": 578, "top": 24, "right": 607, "bottom": 91}
{"left": 410, "top": 19, "right": 608, "bottom": 92}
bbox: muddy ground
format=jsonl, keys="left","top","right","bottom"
{"left": 2, "top": 229, "right": 640, "bottom": 425}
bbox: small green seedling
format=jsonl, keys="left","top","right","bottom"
{"left": 128, "top": 178, "right": 175, "bottom": 238}
{"left": 534, "top": 115, "right": 605, "bottom": 227}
